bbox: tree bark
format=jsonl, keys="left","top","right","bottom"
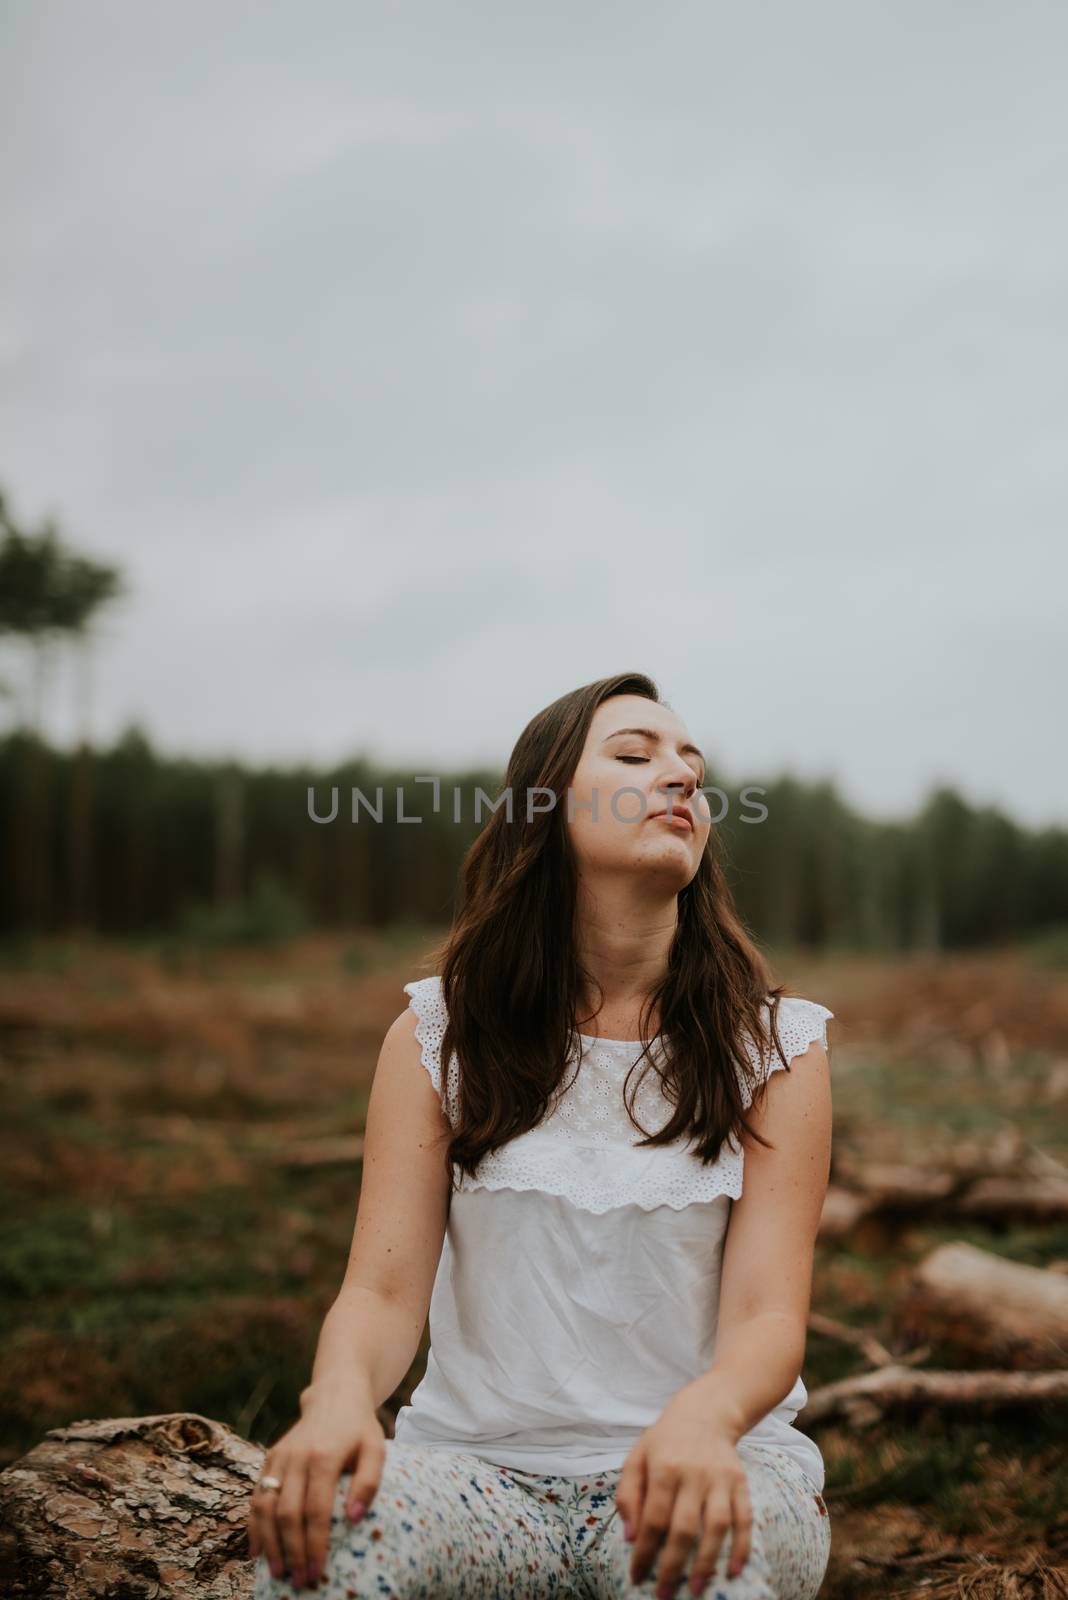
{"left": 0, "top": 1412, "right": 263, "bottom": 1599}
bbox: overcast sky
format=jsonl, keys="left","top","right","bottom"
{"left": 3, "top": 2, "right": 1066, "bottom": 826}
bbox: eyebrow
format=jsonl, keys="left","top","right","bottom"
{"left": 601, "top": 727, "right": 706, "bottom": 767}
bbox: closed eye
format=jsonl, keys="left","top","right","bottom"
{"left": 617, "top": 753, "right": 705, "bottom": 783}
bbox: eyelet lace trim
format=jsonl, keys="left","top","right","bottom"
{"left": 739, "top": 997, "right": 835, "bottom": 1109}
{"left": 402, "top": 976, "right": 833, "bottom": 1214}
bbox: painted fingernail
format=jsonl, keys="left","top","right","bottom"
{"left": 348, "top": 1500, "right": 366, "bottom": 1523}
{"left": 291, "top": 1568, "right": 304, "bottom": 1589}
{"left": 270, "top": 1560, "right": 283, "bottom": 1579}
{"left": 623, "top": 1520, "right": 633, "bottom": 1540}
{"left": 306, "top": 1562, "right": 320, "bottom": 1586}
{"left": 657, "top": 1584, "right": 675, "bottom": 1600}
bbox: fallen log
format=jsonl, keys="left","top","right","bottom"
{"left": 955, "top": 1175, "right": 1068, "bottom": 1221}
{"left": 818, "top": 1171, "right": 1068, "bottom": 1238}
{"left": 898, "top": 1241, "right": 1068, "bottom": 1368}
{"left": 831, "top": 1161, "right": 959, "bottom": 1206}
{"left": 816, "top": 1184, "right": 875, "bottom": 1238}
{"left": 0, "top": 1413, "right": 262, "bottom": 1599}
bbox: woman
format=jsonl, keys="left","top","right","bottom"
{"left": 249, "top": 671, "right": 834, "bottom": 1599}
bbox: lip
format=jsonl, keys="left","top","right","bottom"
{"left": 650, "top": 805, "right": 694, "bottom": 832}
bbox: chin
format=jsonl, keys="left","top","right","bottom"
{"left": 629, "top": 845, "right": 698, "bottom": 890}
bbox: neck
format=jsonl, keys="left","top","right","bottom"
{"left": 573, "top": 874, "right": 678, "bottom": 1027}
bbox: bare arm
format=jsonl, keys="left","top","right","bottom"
{"left": 302, "top": 1005, "right": 453, "bottom": 1411}
{"left": 691, "top": 1035, "right": 833, "bottom": 1434}
{"left": 249, "top": 1002, "right": 452, "bottom": 1588}
{"left": 616, "top": 1034, "right": 833, "bottom": 1594}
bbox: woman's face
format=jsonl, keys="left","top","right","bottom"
{"left": 566, "top": 695, "right": 712, "bottom": 890}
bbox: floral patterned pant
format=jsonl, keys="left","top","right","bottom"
{"left": 252, "top": 1437, "right": 831, "bottom": 1599}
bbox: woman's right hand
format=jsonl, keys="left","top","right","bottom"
{"left": 248, "top": 1380, "right": 386, "bottom": 1591}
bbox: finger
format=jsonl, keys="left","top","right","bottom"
{"left": 247, "top": 1459, "right": 286, "bottom": 1580}
{"left": 725, "top": 1478, "right": 754, "bottom": 1580}
{"left": 274, "top": 1458, "right": 310, "bottom": 1588}
{"left": 615, "top": 1450, "right": 647, "bottom": 1542}
{"left": 303, "top": 1456, "right": 344, "bottom": 1586}
{"left": 344, "top": 1435, "right": 386, "bottom": 1523}
{"left": 629, "top": 1469, "right": 678, "bottom": 1588}
{"left": 687, "top": 1486, "right": 735, "bottom": 1596}
{"left": 652, "top": 1483, "right": 703, "bottom": 1597}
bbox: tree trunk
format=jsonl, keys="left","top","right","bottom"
{"left": 68, "top": 634, "right": 96, "bottom": 932}
{"left": 215, "top": 765, "right": 244, "bottom": 909}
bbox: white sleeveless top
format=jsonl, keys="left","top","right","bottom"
{"left": 392, "top": 976, "right": 833, "bottom": 1490}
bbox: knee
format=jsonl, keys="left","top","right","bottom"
{"left": 600, "top": 1504, "right": 777, "bottom": 1599}
{"left": 331, "top": 1456, "right": 418, "bottom": 1541}
{"left": 318, "top": 1445, "right": 446, "bottom": 1597}
{"left": 333, "top": 1439, "right": 440, "bottom": 1536}
{"left": 251, "top": 1446, "right": 436, "bottom": 1600}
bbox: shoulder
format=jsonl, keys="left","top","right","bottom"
{"left": 402, "top": 975, "right": 461, "bottom": 1125}
{"left": 766, "top": 994, "right": 834, "bottom": 1053}
{"left": 374, "top": 1005, "right": 447, "bottom": 1121}
{"left": 402, "top": 974, "right": 448, "bottom": 1059}
{"left": 736, "top": 994, "right": 834, "bottom": 1109}
{"left": 403, "top": 973, "right": 445, "bottom": 1010}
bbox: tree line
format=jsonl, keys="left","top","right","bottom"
{"left": 2, "top": 486, "right": 1065, "bottom": 949}
{"left": 1, "top": 722, "right": 1066, "bottom": 950}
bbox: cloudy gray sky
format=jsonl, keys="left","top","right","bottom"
{"left": 3, "top": 2, "right": 1066, "bottom": 825}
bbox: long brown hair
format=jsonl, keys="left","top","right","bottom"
{"left": 419, "top": 671, "right": 792, "bottom": 1189}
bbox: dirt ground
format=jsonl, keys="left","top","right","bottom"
{"left": 2, "top": 930, "right": 1067, "bottom": 1597}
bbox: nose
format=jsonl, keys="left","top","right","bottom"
{"left": 657, "top": 763, "right": 699, "bottom": 802}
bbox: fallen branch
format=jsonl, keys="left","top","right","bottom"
{"left": 806, "top": 1310, "right": 930, "bottom": 1369}
{"left": 803, "top": 1364, "right": 1068, "bottom": 1426}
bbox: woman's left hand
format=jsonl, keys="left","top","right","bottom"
{"left": 614, "top": 1386, "right": 753, "bottom": 1597}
